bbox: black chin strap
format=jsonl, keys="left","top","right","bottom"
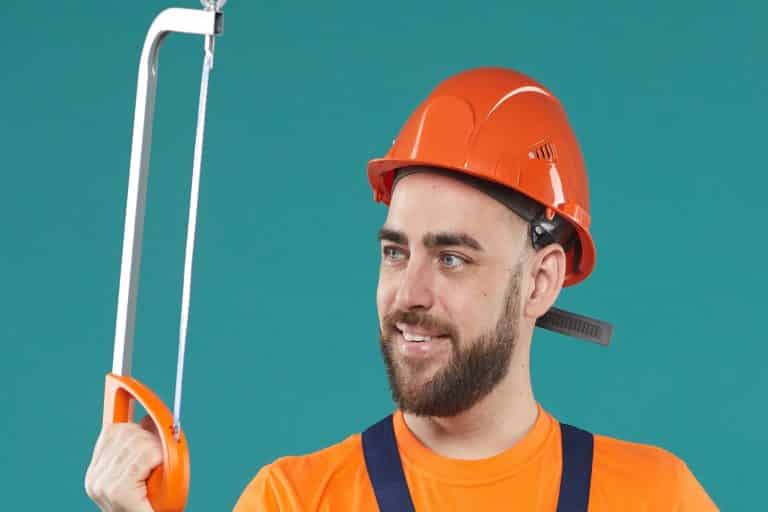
{"left": 536, "top": 307, "right": 613, "bottom": 346}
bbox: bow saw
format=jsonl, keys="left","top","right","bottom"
{"left": 103, "top": 2, "right": 226, "bottom": 511}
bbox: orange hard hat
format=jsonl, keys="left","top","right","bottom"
{"left": 367, "top": 67, "right": 595, "bottom": 287}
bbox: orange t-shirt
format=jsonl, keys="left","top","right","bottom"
{"left": 233, "top": 404, "right": 717, "bottom": 511}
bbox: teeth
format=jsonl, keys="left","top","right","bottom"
{"left": 402, "top": 331, "right": 431, "bottom": 342}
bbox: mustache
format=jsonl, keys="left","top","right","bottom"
{"left": 382, "top": 309, "right": 459, "bottom": 340}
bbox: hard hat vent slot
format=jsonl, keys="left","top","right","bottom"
{"left": 528, "top": 142, "right": 557, "bottom": 162}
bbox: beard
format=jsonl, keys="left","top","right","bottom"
{"left": 379, "top": 264, "right": 522, "bottom": 418}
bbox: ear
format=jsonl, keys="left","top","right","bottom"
{"left": 523, "top": 244, "right": 566, "bottom": 320}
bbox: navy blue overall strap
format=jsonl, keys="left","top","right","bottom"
{"left": 362, "top": 415, "right": 416, "bottom": 512}
{"left": 557, "top": 422, "right": 594, "bottom": 512}
{"left": 362, "top": 416, "right": 594, "bottom": 512}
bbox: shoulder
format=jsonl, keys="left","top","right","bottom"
{"left": 590, "top": 432, "right": 717, "bottom": 510}
{"left": 593, "top": 432, "right": 684, "bottom": 476}
{"left": 268, "top": 432, "right": 364, "bottom": 484}
{"left": 234, "top": 433, "right": 366, "bottom": 512}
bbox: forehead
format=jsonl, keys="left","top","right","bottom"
{"left": 385, "top": 173, "right": 524, "bottom": 249}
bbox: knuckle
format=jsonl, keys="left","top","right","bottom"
{"left": 104, "top": 480, "right": 128, "bottom": 504}
{"left": 103, "top": 422, "right": 122, "bottom": 439}
{"left": 84, "top": 468, "right": 103, "bottom": 501}
{"left": 146, "top": 446, "right": 164, "bottom": 467}
{"left": 128, "top": 460, "right": 147, "bottom": 477}
{"left": 116, "top": 422, "right": 139, "bottom": 437}
{"left": 138, "top": 444, "right": 163, "bottom": 468}
{"left": 84, "top": 478, "right": 95, "bottom": 499}
{"left": 113, "top": 446, "right": 133, "bottom": 465}
{"left": 119, "top": 432, "right": 147, "bottom": 456}
{"left": 139, "top": 425, "right": 162, "bottom": 441}
{"left": 89, "top": 481, "right": 105, "bottom": 502}
{"left": 84, "top": 469, "right": 98, "bottom": 495}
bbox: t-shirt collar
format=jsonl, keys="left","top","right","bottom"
{"left": 392, "top": 402, "right": 555, "bottom": 484}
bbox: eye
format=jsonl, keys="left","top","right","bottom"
{"left": 439, "top": 253, "right": 467, "bottom": 269}
{"left": 382, "top": 245, "right": 407, "bottom": 262}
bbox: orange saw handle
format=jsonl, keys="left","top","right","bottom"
{"left": 103, "top": 373, "right": 190, "bottom": 512}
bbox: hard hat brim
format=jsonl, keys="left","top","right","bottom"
{"left": 367, "top": 157, "right": 595, "bottom": 287}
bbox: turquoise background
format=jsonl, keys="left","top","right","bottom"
{"left": 1, "top": 0, "right": 764, "bottom": 509}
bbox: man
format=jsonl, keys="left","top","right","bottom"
{"left": 85, "top": 67, "right": 718, "bottom": 511}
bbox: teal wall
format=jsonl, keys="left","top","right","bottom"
{"left": 2, "top": 0, "right": 764, "bottom": 509}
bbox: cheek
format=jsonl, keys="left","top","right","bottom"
{"left": 376, "top": 271, "right": 395, "bottom": 325}
{"left": 443, "top": 283, "right": 500, "bottom": 339}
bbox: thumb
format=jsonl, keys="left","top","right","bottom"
{"left": 138, "top": 414, "right": 160, "bottom": 437}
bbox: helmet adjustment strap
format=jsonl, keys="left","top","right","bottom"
{"left": 536, "top": 307, "right": 613, "bottom": 346}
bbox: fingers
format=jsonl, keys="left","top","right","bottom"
{"left": 84, "top": 422, "right": 164, "bottom": 512}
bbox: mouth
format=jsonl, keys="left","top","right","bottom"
{"left": 393, "top": 323, "right": 450, "bottom": 357}
{"left": 395, "top": 322, "right": 446, "bottom": 342}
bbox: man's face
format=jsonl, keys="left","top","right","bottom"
{"left": 376, "top": 172, "right": 530, "bottom": 417}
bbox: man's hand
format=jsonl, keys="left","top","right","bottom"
{"left": 84, "top": 416, "right": 163, "bottom": 512}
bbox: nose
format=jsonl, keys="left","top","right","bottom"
{"left": 392, "top": 257, "right": 435, "bottom": 312}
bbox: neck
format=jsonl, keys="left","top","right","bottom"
{"left": 402, "top": 341, "right": 537, "bottom": 460}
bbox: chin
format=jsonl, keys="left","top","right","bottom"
{"left": 397, "top": 357, "right": 443, "bottom": 382}
{"left": 397, "top": 368, "right": 443, "bottom": 399}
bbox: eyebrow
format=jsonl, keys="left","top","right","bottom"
{"left": 378, "top": 227, "right": 484, "bottom": 252}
